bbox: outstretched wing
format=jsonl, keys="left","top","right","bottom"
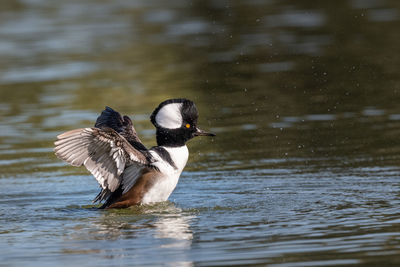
{"left": 95, "top": 106, "right": 147, "bottom": 151}
{"left": 54, "top": 127, "right": 150, "bottom": 196}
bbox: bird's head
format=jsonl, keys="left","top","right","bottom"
{"left": 150, "top": 98, "right": 215, "bottom": 146}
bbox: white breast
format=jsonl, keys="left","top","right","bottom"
{"left": 142, "top": 145, "right": 189, "bottom": 204}
{"left": 164, "top": 146, "right": 189, "bottom": 171}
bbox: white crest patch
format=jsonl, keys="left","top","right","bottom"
{"left": 155, "top": 103, "right": 183, "bottom": 129}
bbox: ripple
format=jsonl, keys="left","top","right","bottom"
{"left": 265, "top": 10, "right": 326, "bottom": 28}
{"left": 0, "top": 62, "right": 98, "bottom": 84}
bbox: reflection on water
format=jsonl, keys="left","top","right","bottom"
{"left": 62, "top": 203, "right": 194, "bottom": 267}
{"left": 1, "top": 0, "right": 400, "bottom": 266}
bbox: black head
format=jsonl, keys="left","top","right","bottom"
{"left": 150, "top": 98, "right": 215, "bottom": 147}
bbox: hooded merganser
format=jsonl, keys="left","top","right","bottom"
{"left": 54, "top": 98, "right": 215, "bottom": 209}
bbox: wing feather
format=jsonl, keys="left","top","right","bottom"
{"left": 54, "top": 127, "right": 149, "bottom": 194}
{"left": 121, "top": 163, "right": 145, "bottom": 194}
{"left": 95, "top": 106, "right": 147, "bottom": 151}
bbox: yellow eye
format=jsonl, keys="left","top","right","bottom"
{"left": 185, "top": 123, "right": 191, "bottom": 128}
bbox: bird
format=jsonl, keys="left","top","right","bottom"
{"left": 54, "top": 98, "right": 215, "bottom": 209}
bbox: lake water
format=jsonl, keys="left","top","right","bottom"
{"left": 1, "top": 0, "right": 400, "bottom": 266}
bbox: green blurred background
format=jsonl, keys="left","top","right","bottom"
{"left": 1, "top": 0, "right": 400, "bottom": 174}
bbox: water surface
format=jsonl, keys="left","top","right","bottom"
{"left": 1, "top": 0, "right": 400, "bottom": 266}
